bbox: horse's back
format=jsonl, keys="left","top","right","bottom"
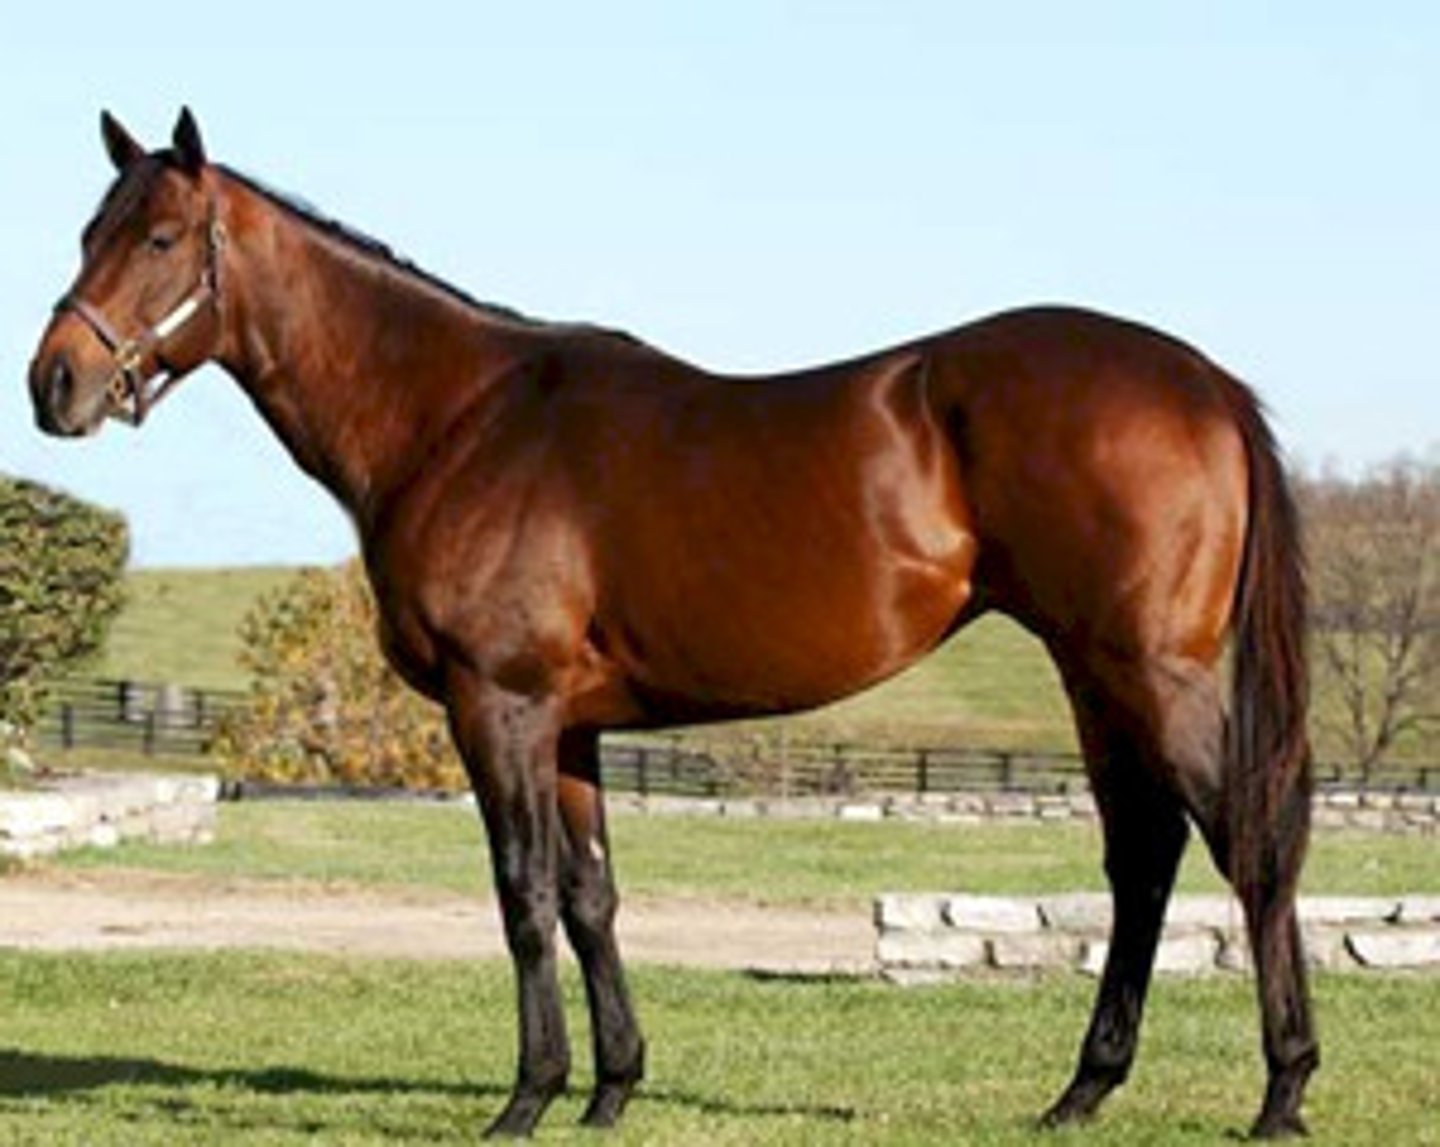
{"left": 557, "top": 341, "right": 980, "bottom": 720}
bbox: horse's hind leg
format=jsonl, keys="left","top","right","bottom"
{"left": 1244, "top": 888, "right": 1316, "bottom": 1138}
{"left": 1040, "top": 657, "right": 1195, "bottom": 1127}
{"left": 556, "top": 729, "right": 646, "bottom": 1128}
{"left": 1041, "top": 647, "right": 1316, "bottom": 1137}
{"left": 1197, "top": 755, "right": 1317, "bottom": 1138}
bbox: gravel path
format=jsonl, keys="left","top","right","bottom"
{"left": 0, "top": 869, "right": 874, "bottom": 975}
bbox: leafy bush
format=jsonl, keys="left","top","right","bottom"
{"left": 215, "top": 561, "right": 463, "bottom": 790}
{"left": 1, "top": 720, "right": 38, "bottom": 788}
{"left": 0, "top": 476, "right": 128, "bottom": 733}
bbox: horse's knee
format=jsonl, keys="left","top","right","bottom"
{"left": 562, "top": 871, "right": 618, "bottom": 955}
{"left": 496, "top": 880, "right": 560, "bottom": 963}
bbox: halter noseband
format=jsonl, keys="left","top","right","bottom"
{"left": 56, "top": 203, "right": 226, "bottom": 427}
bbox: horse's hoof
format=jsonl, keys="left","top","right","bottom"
{"left": 1249, "top": 1111, "right": 1309, "bottom": 1139}
{"left": 483, "top": 1103, "right": 542, "bottom": 1139}
{"left": 1038, "top": 1101, "right": 1093, "bottom": 1131}
{"left": 579, "top": 1080, "right": 637, "bottom": 1129}
{"left": 1037, "top": 1078, "right": 1110, "bottom": 1130}
{"left": 483, "top": 1081, "right": 568, "bottom": 1139}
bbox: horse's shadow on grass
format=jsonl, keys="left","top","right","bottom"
{"left": 0, "top": 1049, "right": 856, "bottom": 1125}
{"left": 0, "top": 1048, "right": 503, "bottom": 1101}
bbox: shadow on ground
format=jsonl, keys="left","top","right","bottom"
{"left": 0, "top": 1048, "right": 857, "bottom": 1127}
{"left": 0, "top": 1047, "right": 504, "bottom": 1100}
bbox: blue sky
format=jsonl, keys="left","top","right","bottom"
{"left": 2, "top": 3, "right": 1436, "bottom": 567}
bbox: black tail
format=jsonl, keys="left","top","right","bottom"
{"left": 1223, "top": 380, "right": 1312, "bottom": 988}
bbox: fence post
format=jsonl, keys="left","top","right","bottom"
{"left": 143, "top": 711, "right": 157, "bottom": 755}
{"left": 999, "top": 751, "right": 1015, "bottom": 791}
{"left": 61, "top": 703, "right": 75, "bottom": 749}
{"left": 637, "top": 748, "right": 650, "bottom": 797}
{"left": 917, "top": 749, "right": 929, "bottom": 796}
{"left": 157, "top": 683, "right": 185, "bottom": 730}
{"left": 119, "top": 679, "right": 144, "bottom": 723}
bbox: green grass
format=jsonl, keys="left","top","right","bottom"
{"left": 13, "top": 805, "right": 1440, "bottom": 1142}
{"left": 0, "top": 951, "right": 1435, "bottom": 1144}
{"left": 91, "top": 566, "right": 299, "bottom": 691}
{"left": 761, "top": 615, "right": 1075, "bottom": 750}
{"left": 55, "top": 803, "right": 1439, "bottom": 907}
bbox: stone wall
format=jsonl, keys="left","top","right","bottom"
{"left": 0, "top": 773, "right": 218, "bottom": 859}
{"left": 606, "top": 787, "right": 1439, "bottom": 834}
{"left": 875, "top": 892, "right": 1440, "bottom": 983}
{"left": 1311, "top": 788, "right": 1440, "bottom": 834}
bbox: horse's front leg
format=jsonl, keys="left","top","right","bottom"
{"left": 447, "top": 677, "right": 570, "bottom": 1138}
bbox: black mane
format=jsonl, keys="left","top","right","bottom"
{"left": 219, "top": 165, "right": 542, "bottom": 328}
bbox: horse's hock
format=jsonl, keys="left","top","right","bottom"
{"left": 875, "top": 892, "right": 1440, "bottom": 981}
{"left": 0, "top": 773, "right": 218, "bottom": 859}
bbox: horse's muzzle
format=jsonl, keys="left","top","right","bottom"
{"left": 29, "top": 351, "right": 90, "bottom": 437}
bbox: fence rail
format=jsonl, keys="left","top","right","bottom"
{"left": 33, "top": 677, "right": 246, "bottom": 759}
{"left": 27, "top": 677, "right": 1440, "bottom": 796}
{"left": 600, "top": 737, "right": 1440, "bottom": 799}
{"left": 599, "top": 737, "right": 1091, "bottom": 799}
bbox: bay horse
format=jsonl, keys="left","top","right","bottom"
{"left": 28, "top": 110, "right": 1316, "bottom": 1139}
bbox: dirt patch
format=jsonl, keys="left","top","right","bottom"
{"left": 0, "top": 868, "right": 874, "bottom": 974}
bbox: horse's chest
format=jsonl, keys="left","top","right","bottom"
{"left": 365, "top": 505, "right": 588, "bottom": 701}
{"left": 368, "top": 586, "right": 446, "bottom": 700}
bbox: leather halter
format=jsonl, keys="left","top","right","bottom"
{"left": 55, "top": 204, "right": 226, "bottom": 427}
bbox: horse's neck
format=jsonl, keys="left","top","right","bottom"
{"left": 214, "top": 180, "right": 515, "bottom": 524}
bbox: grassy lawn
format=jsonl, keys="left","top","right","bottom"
{"left": 0, "top": 951, "right": 1435, "bottom": 1145}
{"left": 8, "top": 805, "right": 1438, "bottom": 1143}
{"left": 54, "top": 803, "right": 1440, "bottom": 907}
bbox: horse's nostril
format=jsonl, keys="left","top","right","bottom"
{"left": 30, "top": 353, "right": 78, "bottom": 434}
{"left": 47, "top": 357, "right": 74, "bottom": 405}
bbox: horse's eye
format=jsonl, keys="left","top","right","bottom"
{"left": 147, "top": 229, "right": 179, "bottom": 253}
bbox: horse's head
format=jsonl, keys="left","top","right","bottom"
{"left": 29, "top": 108, "right": 227, "bottom": 435}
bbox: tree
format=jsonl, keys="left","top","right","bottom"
{"left": 215, "top": 560, "right": 462, "bottom": 789}
{"left": 0, "top": 476, "right": 129, "bottom": 733}
{"left": 1300, "top": 459, "right": 1439, "bottom": 774}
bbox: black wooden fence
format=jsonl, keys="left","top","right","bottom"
{"left": 29, "top": 677, "right": 1440, "bottom": 796}
{"left": 599, "top": 737, "right": 1090, "bottom": 799}
{"left": 599, "top": 737, "right": 1440, "bottom": 798}
{"left": 34, "top": 677, "right": 245, "bottom": 759}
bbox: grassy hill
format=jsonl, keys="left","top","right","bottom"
{"left": 739, "top": 617, "right": 1076, "bottom": 750}
{"left": 92, "top": 567, "right": 1078, "bottom": 750}
{"left": 92, "top": 566, "right": 300, "bottom": 692}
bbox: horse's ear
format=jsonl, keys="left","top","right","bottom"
{"left": 101, "top": 110, "right": 145, "bottom": 171}
{"left": 172, "top": 107, "right": 207, "bottom": 175}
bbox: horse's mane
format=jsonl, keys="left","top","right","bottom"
{"left": 219, "top": 165, "right": 549, "bottom": 328}
{"left": 220, "top": 164, "right": 651, "bottom": 353}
